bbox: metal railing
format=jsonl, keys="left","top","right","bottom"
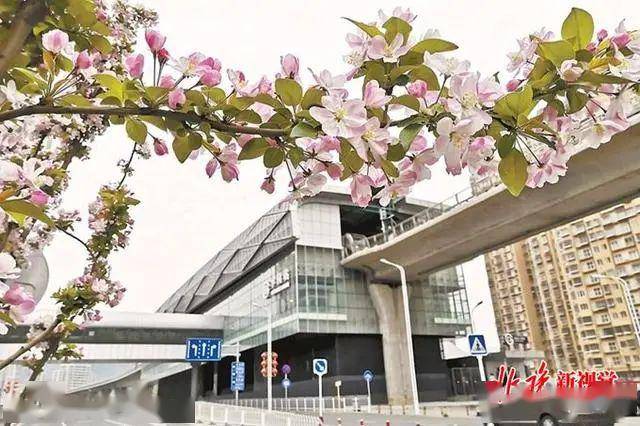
{"left": 215, "top": 395, "right": 370, "bottom": 413}
{"left": 342, "top": 176, "right": 502, "bottom": 258}
{"left": 195, "top": 401, "right": 318, "bottom": 426}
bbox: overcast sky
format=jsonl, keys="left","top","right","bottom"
{"left": 34, "top": 0, "right": 639, "bottom": 348}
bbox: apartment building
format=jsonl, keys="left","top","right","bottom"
{"left": 475, "top": 175, "right": 640, "bottom": 378}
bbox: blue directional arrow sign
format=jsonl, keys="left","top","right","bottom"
{"left": 468, "top": 334, "right": 488, "bottom": 356}
{"left": 313, "top": 358, "right": 328, "bottom": 376}
{"left": 231, "top": 361, "right": 245, "bottom": 392}
{"left": 185, "top": 337, "right": 222, "bottom": 361}
{"left": 282, "top": 378, "right": 291, "bottom": 389}
{"left": 363, "top": 370, "right": 374, "bottom": 382}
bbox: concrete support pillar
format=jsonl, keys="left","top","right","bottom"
{"left": 190, "top": 362, "right": 201, "bottom": 401}
{"left": 368, "top": 282, "right": 414, "bottom": 405}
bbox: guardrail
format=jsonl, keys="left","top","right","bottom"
{"left": 215, "top": 395, "right": 370, "bottom": 413}
{"left": 195, "top": 401, "right": 318, "bottom": 426}
{"left": 342, "top": 176, "right": 502, "bottom": 258}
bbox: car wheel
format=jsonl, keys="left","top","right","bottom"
{"left": 538, "top": 414, "right": 558, "bottom": 426}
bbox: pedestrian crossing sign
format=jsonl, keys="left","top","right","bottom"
{"left": 468, "top": 334, "right": 488, "bottom": 355}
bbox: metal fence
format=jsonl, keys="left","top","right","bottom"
{"left": 342, "top": 177, "right": 502, "bottom": 258}
{"left": 195, "top": 401, "right": 318, "bottom": 426}
{"left": 215, "top": 395, "right": 370, "bottom": 413}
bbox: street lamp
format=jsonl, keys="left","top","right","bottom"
{"left": 470, "top": 301, "right": 484, "bottom": 333}
{"left": 594, "top": 274, "right": 640, "bottom": 347}
{"left": 380, "top": 258, "right": 420, "bottom": 416}
{"left": 252, "top": 301, "right": 273, "bottom": 411}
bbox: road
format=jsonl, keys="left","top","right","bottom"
{"left": 320, "top": 412, "right": 482, "bottom": 425}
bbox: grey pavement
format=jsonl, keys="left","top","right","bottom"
{"left": 320, "top": 412, "right": 483, "bottom": 426}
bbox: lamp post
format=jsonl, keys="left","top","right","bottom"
{"left": 470, "top": 300, "right": 484, "bottom": 333}
{"left": 253, "top": 301, "right": 273, "bottom": 411}
{"left": 380, "top": 258, "right": 420, "bottom": 416}
{"left": 594, "top": 274, "right": 640, "bottom": 347}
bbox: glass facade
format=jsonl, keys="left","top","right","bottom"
{"left": 192, "top": 197, "right": 471, "bottom": 350}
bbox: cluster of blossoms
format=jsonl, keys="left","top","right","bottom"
{"left": 0, "top": 2, "right": 639, "bottom": 374}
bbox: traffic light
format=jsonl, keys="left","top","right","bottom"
{"left": 260, "top": 351, "right": 279, "bottom": 377}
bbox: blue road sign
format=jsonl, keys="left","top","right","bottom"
{"left": 363, "top": 370, "right": 374, "bottom": 382}
{"left": 231, "top": 361, "right": 245, "bottom": 392}
{"left": 313, "top": 358, "right": 328, "bottom": 376}
{"left": 468, "top": 334, "right": 488, "bottom": 356}
{"left": 185, "top": 338, "right": 222, "bottom": 361}
{"left": 282, "top": 378, "right": 291, "bottom": 389}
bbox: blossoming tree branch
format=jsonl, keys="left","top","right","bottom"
{"left": 1, "top": 1, "right": 639, "bottom": 375}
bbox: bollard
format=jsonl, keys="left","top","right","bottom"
{"left": 360, "top": 419, "right": 365, "bottom": 426}
{"left": 337, "top": 418, "right": 342, "bottom": 425}
{"left": 386, "top": 421, "right": 390, "bottom": 426}
{"left": 318, "top": 415, "right": 324, "bottom": 426}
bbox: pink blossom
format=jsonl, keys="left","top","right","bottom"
{"left": 256, "top": 76, "right": 273, "bottom": 95}
{"left": 309, "top": 94, "right": 367, "bottom": 138}
{"left": 75, "top": 50, "right": 92, "bottom": 69}
{"left": 374, "top": 171, "right": 417, "bottom": 206}
{"left": 363, "top": 80, "right": 391, "bottom": 108}
{"left": 597, "top": 29, "right": 609, "bottom": 41}
{"left": 145, "top": 29, "right": 167, "bottom": 53}
{"left": 219, "top": 144, "right": 239, "bottom": 182}
{"left": 612, "top": 32, "right": 631, "bottom": 48}
{"left": 261, "top": 177, "right": 275, "bottom": 194}
{"left": 449, "top": 72, "right": 502, "bottom": 112}
{"left": 310, "top": 69, "right": 348, "bottom": 98}
{"left": 378, "top": 7, "right": 416, "bottom": 24}
{"left": 526, "top": 143, "right": 571, "bottom": 188}
{"left": 582, "top": 97, "right": 629, "bottom": 148}
{"left": 124, "top": 54, "right": 144, "bottom": 78}
{"left": 464, "top": 136, "right": 497, "bottom": 176}
{"left": 506, "top": 79, "right": 521, "bottom": 92}
{"left": 368, "top": 34, "right": 410, "bottom": 62}
{"left": 407, "top": 80, "right": 428, "bottom": 98}
{"left": 559, "top": 60, "right": 583, "bottom": 82}
{"left": 168, "top": 88, "right": 186, "bottom": 109}
{"left": 350, "top": 174, "right": 373, "bottom": 207}
{"left": 199, "top": 69, "right": 221, "bottom": 87}
{"left": 280, "top": 54, "right": 299, "bottom": 79}
{"left": 157, "top": 48, "right": 170, "bottom": 64}
{"left": 159, "top": 75, "right": 176, "bottom": 88}
{"left": 200, "top": 57, "right": 222, "bottom": 71}
{"left": 326, "top": 163, "right": 342, "bottom": 180}
{"left": 29, "top": 189, "right": 49, "bottom": 206}
{"left": 153, "top": 138, "right": 169, "bottom": 156}
{"left": 42, "top": 29, "right": 69, "bottom": 54}
{"left": 434, "top": 116, "right": 486, "bottom": 175}
{"left": 2, "top": 284, "right": 36, "bottom": 315}
{"left": 205, "top": 158, "right": 218, "bottom": 177}
{"left": 0, "top": 253, "right": 20, "bottom": 279}
{"left": 350, "top": 117, "right": 390, "bottom": 161}
{"left": 227, "top": 69, "right": 259, "bottom": 97}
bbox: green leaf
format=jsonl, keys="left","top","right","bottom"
{"left": 254, "top": 93, "right": 283, "bottom": 109}
{"left": 497, "top": 133, "right": 516, "bottom": 158}
{"left": 528, "top": 58, "right": 557, "bottom": 89}
{"left": 364, "top": 61, "right": 386, "bottom": 84}
{"left": 537, "top": 40, "right": 575, "bottom": 67}
{"left": 380, "top": 158, "right": 399, "bottom": 178}
{"left": 409, "top": 38, "right": 458, "bottom": 55}
{"left": 399, "top": 123, "right": 423, "bottom": 148}
{"left": 383, "top": 17, "right": 412, "bottom": 43}
{"left": 561, "top": 7, "right": 594, "bottom": 50}
{"left": 288, "top": 146, "right": 305, "bottom": 167}
{"left": 408, "top": 65, "right": 440, "bottom": 90}
{"left": 391, "top": 95, "right": 420, "bottom": 112}
{"left": 343, "top": 18, "right": 383, "bottom": 38}
{"left": 498, "top": 150, "right": 529, "bottom": 196}
{"left": 67, "top": 0, "right": 97, "bottom": 26}
{"left": 566, "top": 87, "right": 589, "bottom": 114}
{"left": 57, "top": 94, "right": 93, "bottom": 107}
{"left": 578, "top": 70, "right": 634, "bottom": 85}
{"left": 290, "top": 122, "right": 317, "bottom": 138}
{"left": 493, "top": 85, "right": 534, "bottom": 121}
{"left": 1, "top": 200, "right": 54, "bottom": 227}
{"left": 386, "top": 143, "right": 406, "bottom": 161}
{"left": 300, "top": 88, "right": 324, "bottom": 110}
{"left": 263, "top": 147, "right": 285, "bottom": 168}
{"left": 234, "top": 110, "right": 263, "bottom": 124}
{"left": 0, "top": 311, "right": 16, "bottom": 327}
{"left": 10, "top": 67, "right": 47, "bottom": 91}
{"left": 172, "top": 136, "right": 192, "bottom": 163}
{"left": 140, "top": 115, "right": 167, "bottom": 131}
{"left": 275, "top": 78, "right": 302, "bottom": 106}
{"left": 95, "top": 73, "right": 123, "bottom": 100}
{"left": 125, "top": 118, "right": 147, "bottom": 143}
{"left": 88, "top": 34, "right": 112, "bottom": 54}
{"left": 238, "top": 138, "right": 270, "bottom": 160}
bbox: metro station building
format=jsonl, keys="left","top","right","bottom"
{"left": 158, "top": 190, "right": 471, "bottom": 404}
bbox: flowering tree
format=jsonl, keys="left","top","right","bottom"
{"left": 0, "top": 1, "right": 639, "bottom": 376}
